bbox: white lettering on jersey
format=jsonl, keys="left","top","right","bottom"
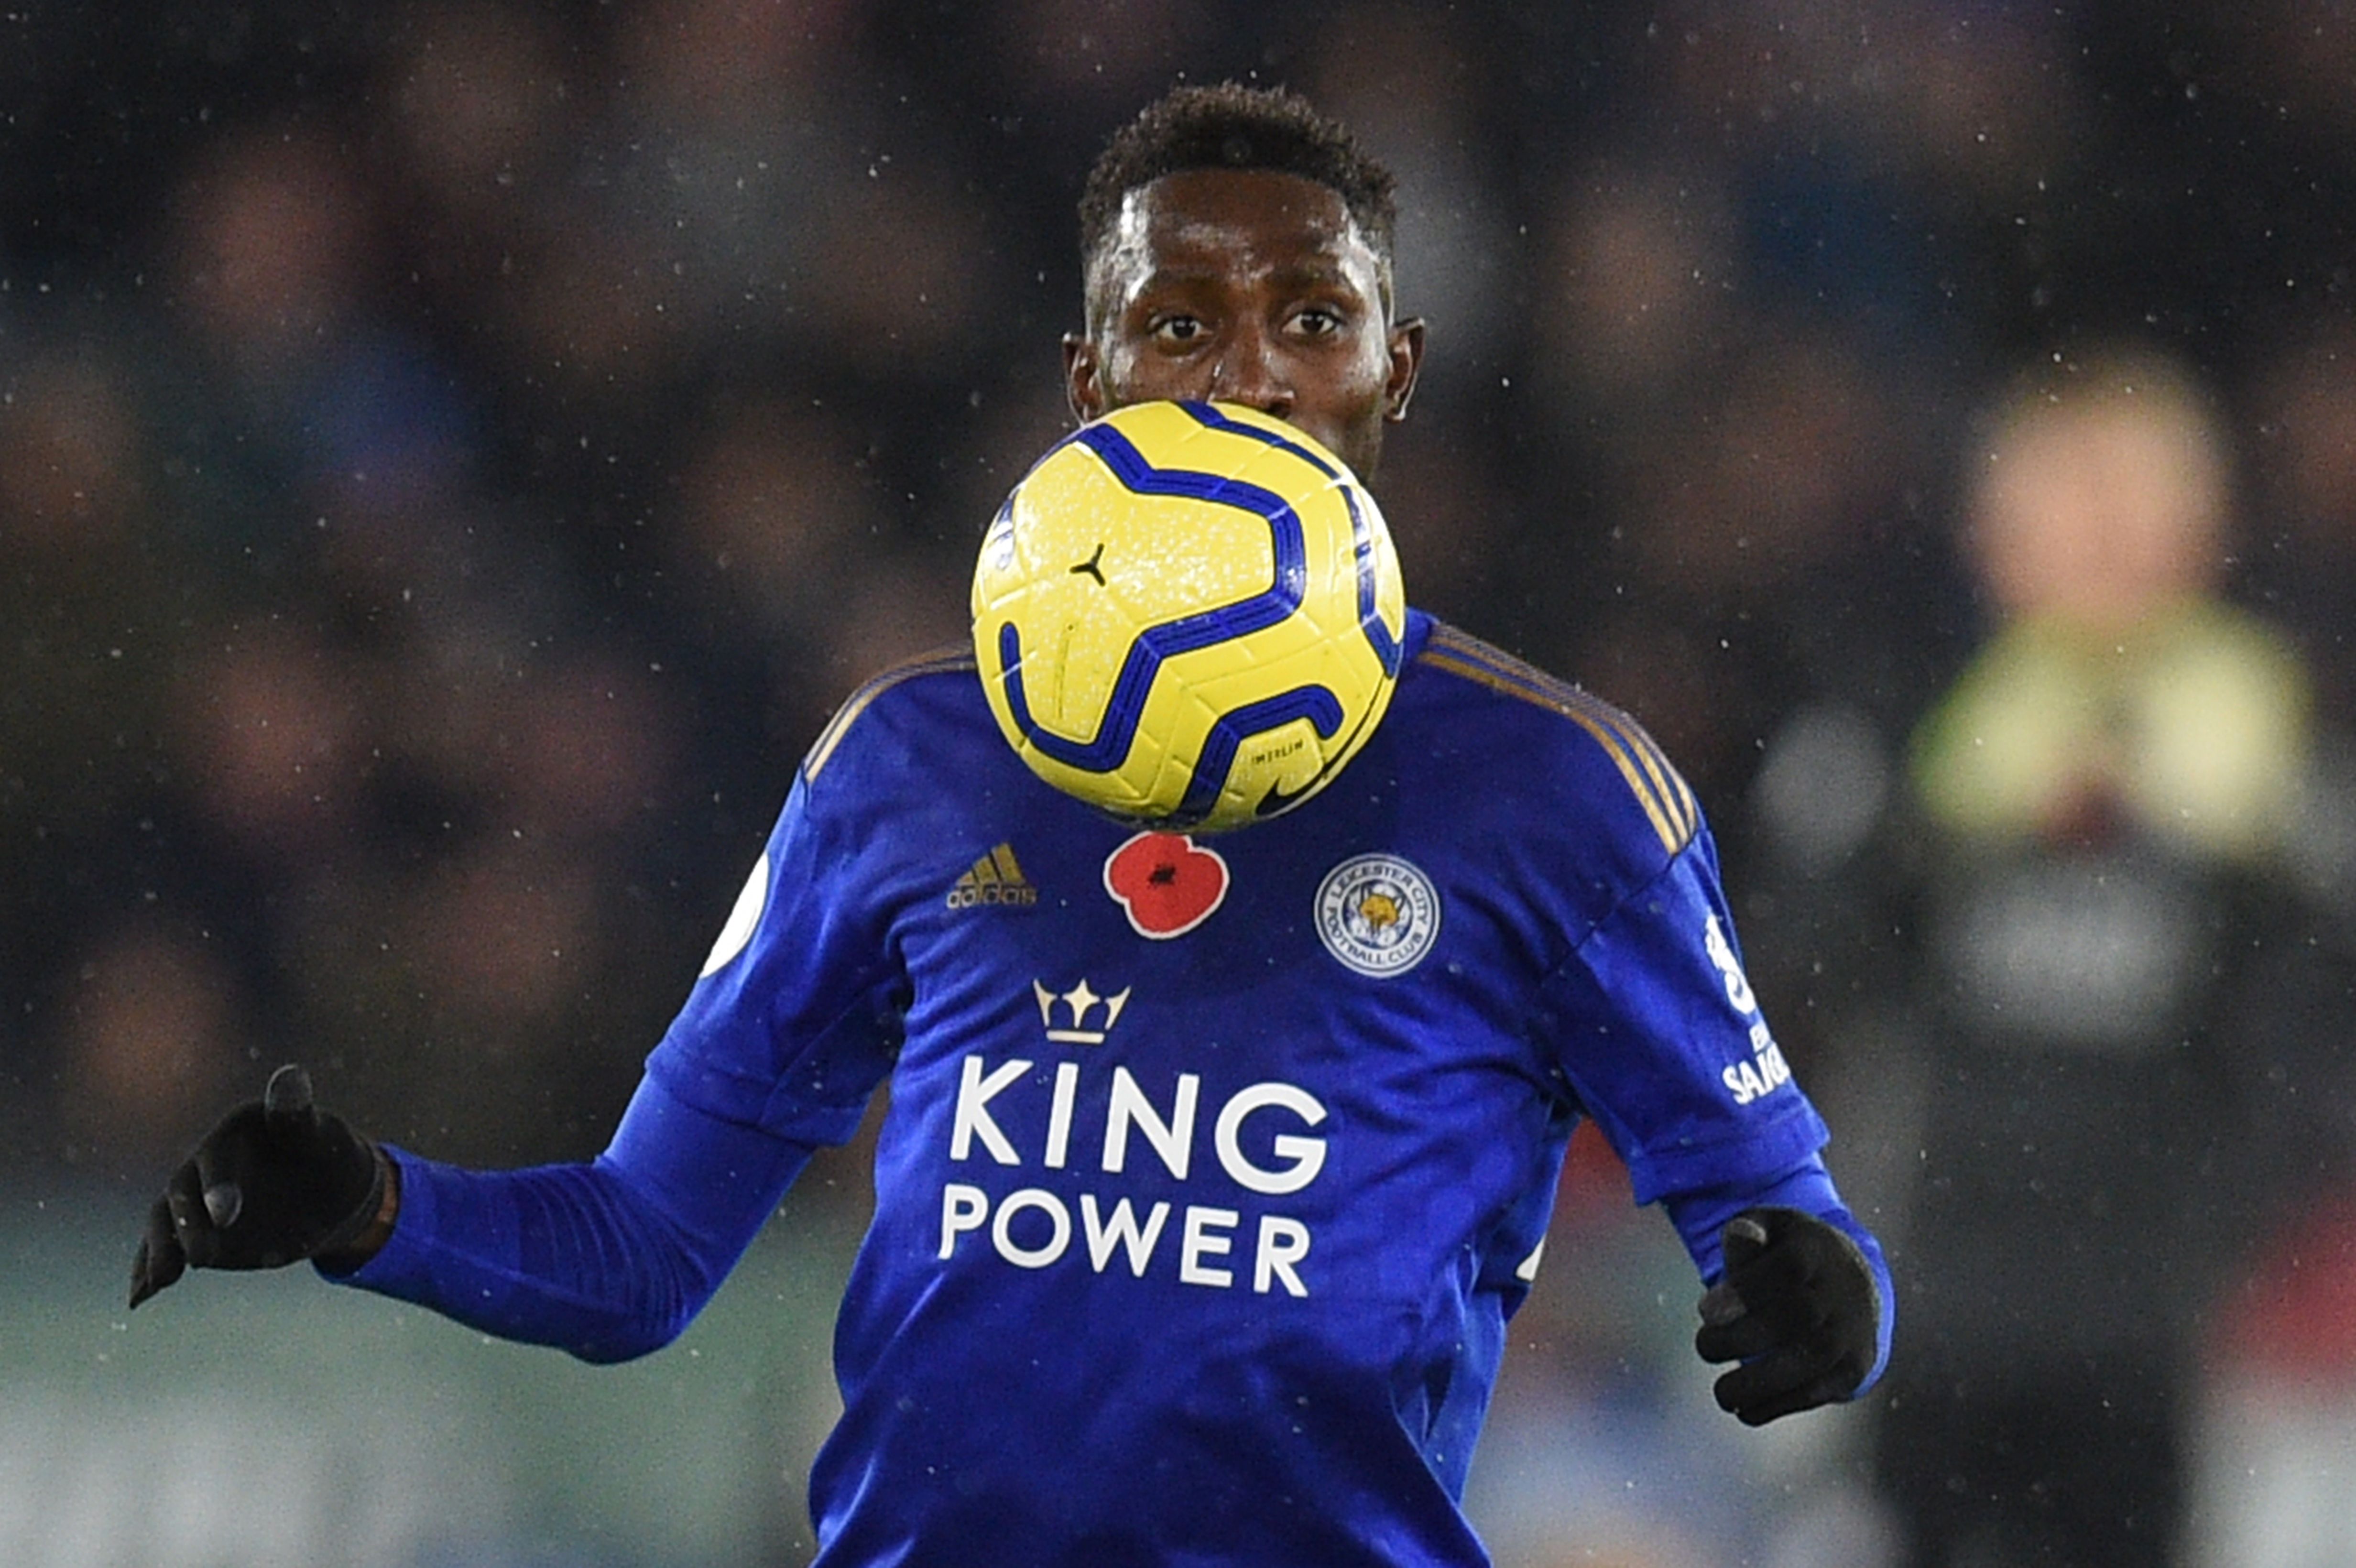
{"left": 1702, "top": 912, "right": 1758, "bottom": 1014}
{"left": 940, "top": 1184, "right": 988, "bottom": 1258}
{"left": 1044, "top": 1061, "right": 1080, "bottom": 1168}
{"left": 952, "top": 1056, "right": 1031, "bottom": 1164}
{"left": 1179, "top": 1206, "right": 1239, "bottom": 1287}
{"left": 1721, "top": 1027, "right": 1793, "bottom": 1106}
{"left": 951, "top": 1056, "right": 1330, "bottom": 1184}
{"left": 1212, "top": 1083, "right": 1328, "bottom": 1195}
{"left": 1080, "top": 1194, "right": 1170, "bottom": 1276}
{"left": 1102, "top": 1067, "right": 1199, "bottom": 1180}
{"left": 1705, "top": 915, "right": 1793, "bottom": 1107}
{"left": 938, "top": 1188, "right": 1311, "bottom": 1294}
{"left": 1254, "top": 1216, "right": 1310, "bottom": 1296}
{"left": 936, "top": 1056, "right": 1334, "bottom": 1296}
{"left": 992, "top": 1188, "right": 1072, "bottom": 1268}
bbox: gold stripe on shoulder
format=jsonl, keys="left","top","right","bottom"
{"left": 1578, "top": 693, "right": 1696, "bottom": 848}
{"left": 1456, "top": 633, "right": 1696, "bottom": 848}
{"left": 1418, "top": 631, "right": 1695, "bottom": 854}
{"left": 1421, "top": 630, "right": 1694, "bottom": 837}
{"left": 804, "top": 646, "right": 977, "bottom": 783}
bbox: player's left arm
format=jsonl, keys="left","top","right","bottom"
{"left": 1535, "top": 828, "right": 1893, "bottom": 1426}
{"left": 1663, "top": 1158, "right": 1893, "bottom": 1426}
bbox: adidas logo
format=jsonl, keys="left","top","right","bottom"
{"left": 947, "top": 843, "right": 1039, "bottom": 909}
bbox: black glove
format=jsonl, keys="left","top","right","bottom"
{"left": 1694, "top": 1206, "right": 1880, "bottom": 1426}
{"left": 128, "top": 1064, "right": 386, "bottom": 1310}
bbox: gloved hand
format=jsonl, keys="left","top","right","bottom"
{"left": 1694, "top": 1206, "right": 1880, "bottom": 1426}
{"left": 128, "top": 1064, "right": 387, "bottom": 1310}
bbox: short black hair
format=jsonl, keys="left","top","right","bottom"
{"left": 1078, "top": 82, "right": 1398, "bottom": 301}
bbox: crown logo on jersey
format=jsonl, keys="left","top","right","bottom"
{"left": 948, "top": 842, "right": 1038, "bottom": 909}
{"left": 1032, "top": 979, "right": 1132, "bottom": 1044}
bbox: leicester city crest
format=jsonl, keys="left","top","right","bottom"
{"left": 1314, "top": 853, "right": 1440, "bottom": 978}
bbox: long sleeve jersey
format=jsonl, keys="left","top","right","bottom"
{"left": 334, "top": 610, "right": 1892, "bottom": 1567}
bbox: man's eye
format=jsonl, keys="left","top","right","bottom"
{"left": 1152, "top": 316, "right": 1203, "bottom": 345}
{"left": 1293, "top": 308, "right": 1343, "bottom": 338}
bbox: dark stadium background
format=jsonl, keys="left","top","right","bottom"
{"left": 7, "top": 3, "right": 2356, "bottom": 1564}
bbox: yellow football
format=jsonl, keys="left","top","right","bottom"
{"left": 971, "top": 400, "right": 1406, "bottom": 832}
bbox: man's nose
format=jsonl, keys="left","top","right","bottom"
{"left": 1208, "top": 330, "right": 1294, "bottom": 419}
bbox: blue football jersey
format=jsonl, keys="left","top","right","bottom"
{"left": 643, "top": 610, "right": 1835, "bottom": 1564}
{"left": 340, "top": 610, "right": 1876, "bottom": 1568}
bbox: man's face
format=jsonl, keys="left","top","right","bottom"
{"left": 1064, "top": 168, "right": 1423, "bottom": 481}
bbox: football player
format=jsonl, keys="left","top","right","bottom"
{"left": 131, "top": 82, "right": 1890, "bottom": 1567}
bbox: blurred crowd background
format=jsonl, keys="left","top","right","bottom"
{"left": 12, "top": 1, "right": 2356, "bottom": 1564}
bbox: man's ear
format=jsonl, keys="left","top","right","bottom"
{"left": 1385, "top": 317, "right": 1427, "bottom": 424}
{"left": 1063, "top": 333, "right": 1106, "bottom": 425}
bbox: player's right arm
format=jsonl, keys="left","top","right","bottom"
{"left": 127, "top": 1061, "right": 819, "bottom": 1363}
{"left": 127, "top": 660, "right": 940, "bottom": 1356}
{"left": 129, "top": 1062, "right": 392, "bottom": 1308}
